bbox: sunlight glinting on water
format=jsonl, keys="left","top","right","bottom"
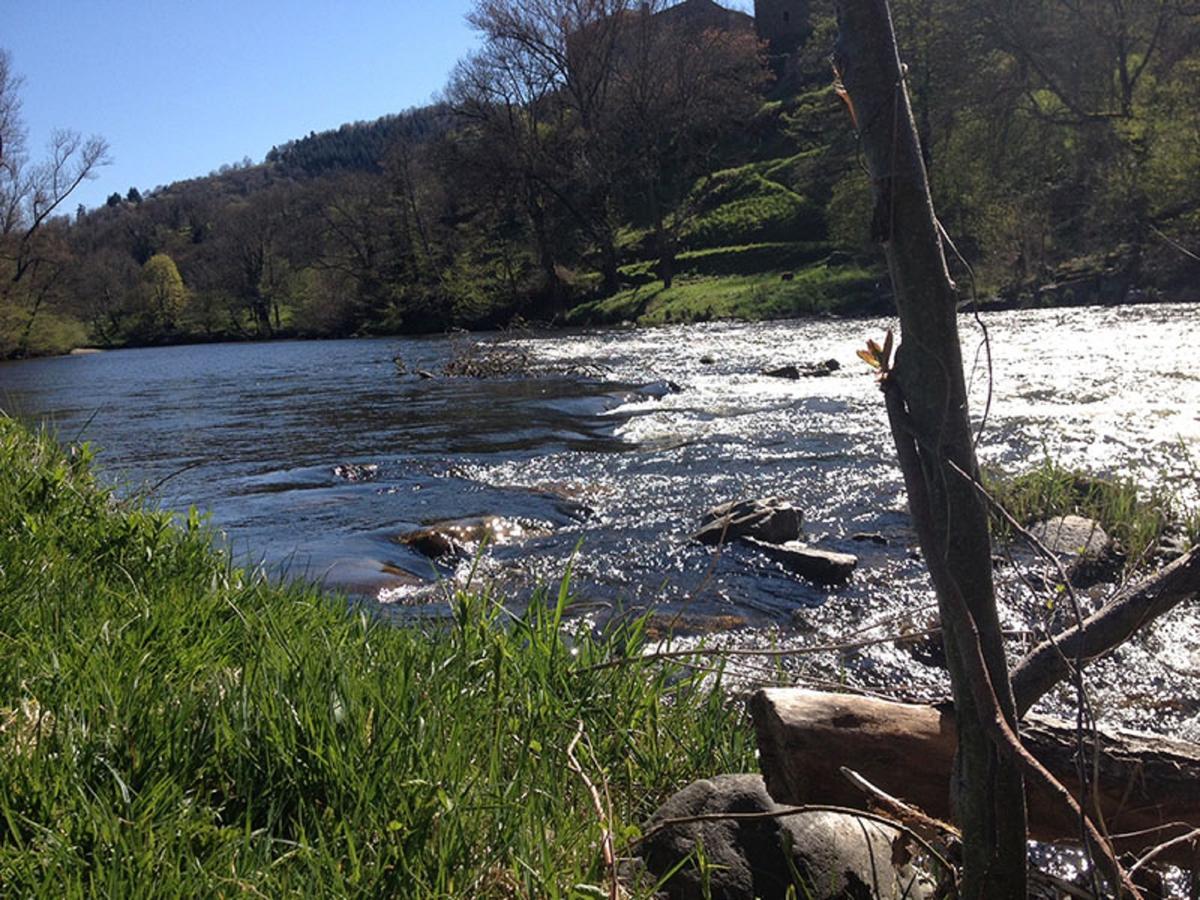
{"left": 1, "top": 303, "right": 1197, "bottom": 738}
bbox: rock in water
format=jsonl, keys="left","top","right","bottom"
{"left": 742, "top": 538, "right": 858, "bottom": 586}
{"left": 331, "top": 463, "right": 379, "bottom": 482}
{"left": 642, "top": 774, "right": 930, "bottom": 900}
{"left": 1024, "top": 515, "right": 1122, "bottom": 587}
{"left": 1028, "top": 515, "right": 1110, "bottom": 558}
{"left": 396, "top": 516, "right": 542, "bottom": 559}
{"left": 693, "top": 498, "right": 803, "bottom": 546}
{"left": 762, "top": 364, "right": 802, "bottom": 380}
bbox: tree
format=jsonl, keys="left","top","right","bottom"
{"left": 0, "top": 48, "right": 109, "bottom": 357}
{"left": 140, "top": 252, "right": 187, "bottom": 331}
{"left": 610, "top": 4, "right": 766, "bottom": 286}
{"left": 832, "top": 2, "right": 1143, "bottom": 896}
{"left": 464, "top": 0, "right": 636, "bottom": 297}
{"left": 126, "top": 186, "right": 142, "bottom": 204}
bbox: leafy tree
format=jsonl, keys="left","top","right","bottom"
{"left": 140, "top": 252, "right": 187, "bottom": 331}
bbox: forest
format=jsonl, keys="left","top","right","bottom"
{"left": 1, "top": 0, "right": 1198, "bottom": 359}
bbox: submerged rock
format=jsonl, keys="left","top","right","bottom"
{"left": 396, "top": 516, "right": 546, "bottom": 559}
{"left": 331, "top": 463, "right": 379, "bottom": 482}
{"left": 694, "top": 498, "right": 803, "bottom": 546}
{"left": 634, "top": 379, "right": 684, "bottom": 400}
{"left": 742, "top": 538, "right": 858, "bottom": 587}
{"left": 762, "top": 364, "right": 802, "bottom": 380}
{"left": 643, "top": 774, "right": 930, "bottom": 900}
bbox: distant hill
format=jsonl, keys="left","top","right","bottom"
{"left": 264, "top": 105, "right": 454, "bottom": 178}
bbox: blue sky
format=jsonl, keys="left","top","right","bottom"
{"left": 7, "top": 0, "right": 480, "bottom": 210}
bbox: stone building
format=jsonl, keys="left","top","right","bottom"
{"left": 753, "top": 0, "right": 811, "bottom": 57}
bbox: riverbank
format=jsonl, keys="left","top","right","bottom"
{"left": 0, "top": 417, "right": 752, "bottom": 895}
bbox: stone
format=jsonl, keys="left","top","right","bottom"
{"left": 762, "top": 364, "right": 801, "bottom": 380}
{"left": 762, "top": 360, "right": 841, "bottom": 380}
{"left": 642, "top": 774, "right": 931, "bottom": 900}
{"left": 636, "top": 379, "right": 684, "bottom": 400}
{"left": 694, "top": 498, "right": 803, "bottom": 546}
{"left": 742, "top": 537, "right": 857, "bottom": 586}
{"left": 1023, "top": 515, "right": 1122, "bottom": 587}
{"left": 396, "top": 516, "right": 541, "bottom": 559}
{"left": 331, "top": 463, "right": 379, "bottom": 482}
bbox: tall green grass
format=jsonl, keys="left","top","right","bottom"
{"left": 985, "top": 457, "right": 1197, "bottom": 566}
{"left": 0, "top": 418, "right": 753, "bottom": 897}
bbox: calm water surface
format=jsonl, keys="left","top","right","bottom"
{"left": 3, "top": 304, "right": 1198, "bottom": 736}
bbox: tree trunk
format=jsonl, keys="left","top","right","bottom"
{"left": 599, "top": 239, "right": 620, "bottom": 297}
{"left": 752, "top": 689, "right": 1200, "bottom": 869}
{"left": 832, "top": 3, "right": 1028, "bottom": 896}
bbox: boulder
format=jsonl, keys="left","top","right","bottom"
{"left": 1024, "top": 515, "right": 1121, "bottom": 587}
{"left": 642, "top": 774, "right": 931, "bottom": 900}
{"left": 1028, "top": 515, "right": 1110, "bottom": 558}
{"left": 694, "top": 498, "right": 803, "bottom": 546}
{"left": 742, "top": 538, "right": 857, "bottom": 586}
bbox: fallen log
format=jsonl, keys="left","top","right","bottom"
{"left": 751, "top": 688, "right": 1200, "bottom": 868}
{"left": 1012, "top": 545, "right": 1200, "bottom": 716}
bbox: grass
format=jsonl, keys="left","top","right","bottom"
{"left": 680, "top": 166, "right": 821, "bottom": 250}
{"left": 0, "top": 418, "right": 755, "bottom": 897}
{"left": 566, "top": 262, "right": 878, "bottom": 327}
{"left": 985, "top": 456, "right": 1198, "bottom": 567}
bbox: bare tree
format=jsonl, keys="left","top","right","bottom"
{"left": 611, "top": 5, "right": 765, "bottom": 286}
{"left": 0, "top": 49, "right": 109, "bottom": 357}
{"left": 464, "top": 0, "right": 636, "bottom": 297}
{"left": 832, "top": 2, "right": 1144, "bottom": 896}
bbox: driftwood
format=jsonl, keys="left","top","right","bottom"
{"left": 1012, "top": 545, "right": 1200, "bottom": 716}
{"left": 751, "top": 689, "right": 1200, "bottom": 869}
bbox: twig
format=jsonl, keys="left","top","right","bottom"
{"left": 1128, "top": 827, "right": 1200, "bottom": 877}
{"left": 566, "top": 722, "right": 620, "bottom": 900}
{"left": 581, "top": 628, "right": 946, "bottom": 672}
{"left": 1149, "top": 224, "right": 1200, "bottom": 264}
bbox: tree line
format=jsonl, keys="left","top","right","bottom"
{"left": 1, "top": 0, "right": 1198, "bottom": 358}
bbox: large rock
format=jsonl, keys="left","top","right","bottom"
{"left": 742, "top": 538, "right": 857, "bottom": 586}
{"left": 694, "top": 498, "right": 803, "bottom": 547}
{"left": 642, "top": 774, "right": 930, "bottom": 900}
{"left": 1024, "top": 515, "right": 1121, "bottom": 587}
{"left": 1028, "top": 515, "right": 1110, "bottom": 558}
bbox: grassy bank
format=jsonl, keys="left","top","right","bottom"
{"left": 0, "top": 418, "right": 753, "bottom": 897}
{"left": 565, "top": 245, "right": 879, "bottom": 327}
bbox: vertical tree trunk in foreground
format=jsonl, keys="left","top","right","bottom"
{"left": 830, "top": 3, "right": 1029, "bottom": 896}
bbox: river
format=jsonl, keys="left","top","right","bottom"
{"left": 2, "top": 303, "right": 1198, "bottom": 737}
